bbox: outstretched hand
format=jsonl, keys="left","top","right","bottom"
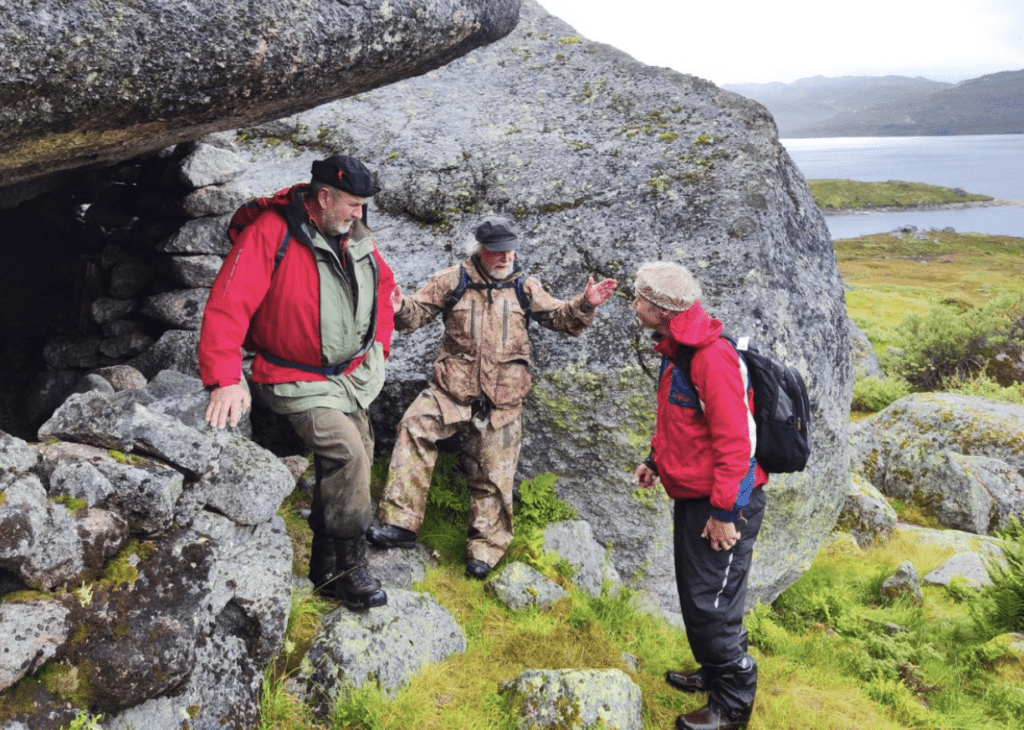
{"left": 390, "top": 283, "right": 403, "bottom": 313}
{"left": 584, "top": 276, "right": 618, "bottom": 307}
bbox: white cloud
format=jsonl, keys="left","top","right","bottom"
{"left": 536, "top": 0, "right": 1024, "bottom": 84}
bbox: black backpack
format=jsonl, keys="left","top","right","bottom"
{"left": 673, "top": 335, "right": 812, "bottom": 474}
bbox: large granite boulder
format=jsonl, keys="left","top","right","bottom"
{"left": 233, "top": 0, "right": 851, "bottom": 613}
{"left": 850, "top": 393, "right": 1024, "bottom": 534}
{"left": 0, "top": 0, "right": 522, "bottom": 200}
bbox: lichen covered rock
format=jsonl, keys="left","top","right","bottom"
{"left": 500, "top": 668, "right": 643, "bottom": 730}
{"left": 850, "top": 393, "right": 1024, "bottom": 534}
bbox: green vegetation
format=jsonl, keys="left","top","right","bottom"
{"left": 747, "top": 531, "right": 1024, "bottom": 730}
{"left": 973, "top": 515, "right": 1024, "bottom": 636}
{"left": 247, "top": 432, "right": 1024, "bottom": 730}
{"left": 809, "top": 179, "right": 993, "bottom": 210}
{"left": 883, "top": 292, "right": 1024, "bottom": 392}
{"left": 850, "top": 374, "right": 911, "bottom": 413}
{"left": 836, "top": 230, "right": 1024, "bottom": 412}
{"left": 52, "top": 494, "right": 88, "bottom": 515}
{"left": 60, "top": 711, "right": 104, "bottom": 730}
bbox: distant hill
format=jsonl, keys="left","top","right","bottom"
{"left": 723, "top": 75, "right": 950, "bottom": 136}
{"left": 724, "top": 70, "right": 1024, "bottom": 137}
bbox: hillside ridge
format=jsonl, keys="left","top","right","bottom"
{"left": 725, "top": 69, "right": 1024, "bottom": 137}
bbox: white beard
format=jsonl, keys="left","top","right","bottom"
{"left": 487, "top": 263, "right": 514, "bottom": 279}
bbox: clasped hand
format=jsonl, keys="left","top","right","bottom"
{"left": 702, "top": 517, "right": 741, "bottom": 552}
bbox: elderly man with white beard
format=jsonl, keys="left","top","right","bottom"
{"left": 367, "top": 215, "right": 617, "bottom": 579}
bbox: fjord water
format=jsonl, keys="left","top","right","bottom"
{"left": 781, "top": 135, "right": 1024, "bottom": 239}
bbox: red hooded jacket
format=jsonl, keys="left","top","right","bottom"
{"left": 649, "top": 301, "right": 768, "bottom": 520}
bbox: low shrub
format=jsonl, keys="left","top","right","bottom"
{"left": 942, "top": 371, "right": 1024, "bottom": 405}
{"left": 884, "top": 292, "right": 1024, "bottom": 391}
{"left": 851, "top": 374, "right": 912, "bottom": 412}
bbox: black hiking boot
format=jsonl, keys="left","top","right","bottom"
{"left": 675, "top": 704, "right": 752, "bottom": 730}
{"left": 666, "top": 669, "right": 708, "bottom": 693}
{"left": 465, "top": 558, "right": 491, "bottom": 580}
{"left": 320, "top": 538, "right": 387, "bottom": 611}
{"left": 308, "top": 536, "right": 336, "bottom": 589}
{"left": 366, "top": 523, "right": 418, "bottom": 549}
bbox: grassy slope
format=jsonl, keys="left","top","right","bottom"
{"left": 808, "top": 179, "right": 993, "bottom": 210}
{"left": 835, "top": 230, "right": 1024, "bottom": 352}
{"left": 267, "top": 415, "right": 1024, "bottom": 730}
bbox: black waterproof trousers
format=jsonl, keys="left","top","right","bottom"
{"left": 673, "top": 486, "right": 766, "bottom": 716}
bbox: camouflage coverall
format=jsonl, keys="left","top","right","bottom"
{"left": 378, "top": 254, "right": 598, "bottom": 566}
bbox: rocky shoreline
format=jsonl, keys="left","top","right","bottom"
{"left": 821, "top": 198, "right": 1024, "bottom": 216}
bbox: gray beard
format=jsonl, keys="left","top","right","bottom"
{"left": 322, "top": 221, "right": 351, "bottom": 237}
{"left": 487, "top": 265, "right": 514, "bottom": 279}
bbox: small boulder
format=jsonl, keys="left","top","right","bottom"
{"left": 0, "top": 601, "right": 70, "bottom": 692}
{"left": 544, "top": 520, "right": 622, "bottom": 596}
{"left": 837, "top": 474, "right": 897, "bottom": 547}
{"left": 499, "top": 668, "right": 643, "bottom": 730}
{"left": 880, "top": 561, "right": 923, "bottom": 605}
{"left": 176, "top": 143, "right": 246, "bottom": 189}
{"left": 486, "top": 562, "right": 569, "bottom": 611}
{"left": 923, "top": 552, "right": 993, "bottom": 591}
{"left": 301, "top": 589, "right": 467, "bottom": 718}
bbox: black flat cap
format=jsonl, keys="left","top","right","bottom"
{"left": 310, "top": 155, "right": 381, "bottom": 197}
{"left": 474, "top": 215, "right": 519, "bottom": 251}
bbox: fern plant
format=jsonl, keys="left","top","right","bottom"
{"left": 972, "top": 513, "right": 1024, "bottom": 637}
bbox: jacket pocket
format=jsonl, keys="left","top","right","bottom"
{"left": 490, "top": 358, "right": 531, "bottom": 409}
{"left": 434, "top": 352, "right": 478, "bottom": 403}
{"left": 440, "top": 301, "right": 478, "bottom": 357}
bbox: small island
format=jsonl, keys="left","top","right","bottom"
{"left": 808, "top": 178, "right": 996, "bottom": 214}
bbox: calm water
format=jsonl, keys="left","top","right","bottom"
{"left": 781, "top": 135, "right": 1024, "bottom": 238}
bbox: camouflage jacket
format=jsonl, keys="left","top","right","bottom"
{"left": 396, "top": 255, "right": 596, "bottom": 426}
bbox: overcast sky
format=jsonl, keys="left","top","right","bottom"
{"left": 537, "top": 0, "right": 1024, "bottom": 85}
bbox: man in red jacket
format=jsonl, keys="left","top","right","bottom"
{"left": 631, "top": 261, "right": 767, "bottom": 730}
{"left": 199, "top": 155, "right": 396, "bottom": 612}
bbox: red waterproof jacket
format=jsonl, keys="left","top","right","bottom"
{"left": 649, "top": 301, "right": 768, "bottom": 520}
{"left": 199, "top": 185, "right": 395, "bottom": 389}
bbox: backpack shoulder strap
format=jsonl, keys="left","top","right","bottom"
{"left": 441, "top": 265, "right": 470, "bottom": 323}
{"left": 441, "top": 267, "right": 535, "bottom": 326}
{"left": 273, "top": 231, "right": 292, "bottom": 270}
{"left": 513, "top": 274, "right": 533, "bottom": 326}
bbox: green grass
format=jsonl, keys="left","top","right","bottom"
{"left": 254, "top": 443, "right": 1024, "bottom": 730}
{"left": 256, "top": 520, "right": 1024, "bottom": 730}
{"left": 834, "top": 230, "right": 1024, "bottom": 354}
{"left": 809, "top": 179, "right": 993, "bottom": 210}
